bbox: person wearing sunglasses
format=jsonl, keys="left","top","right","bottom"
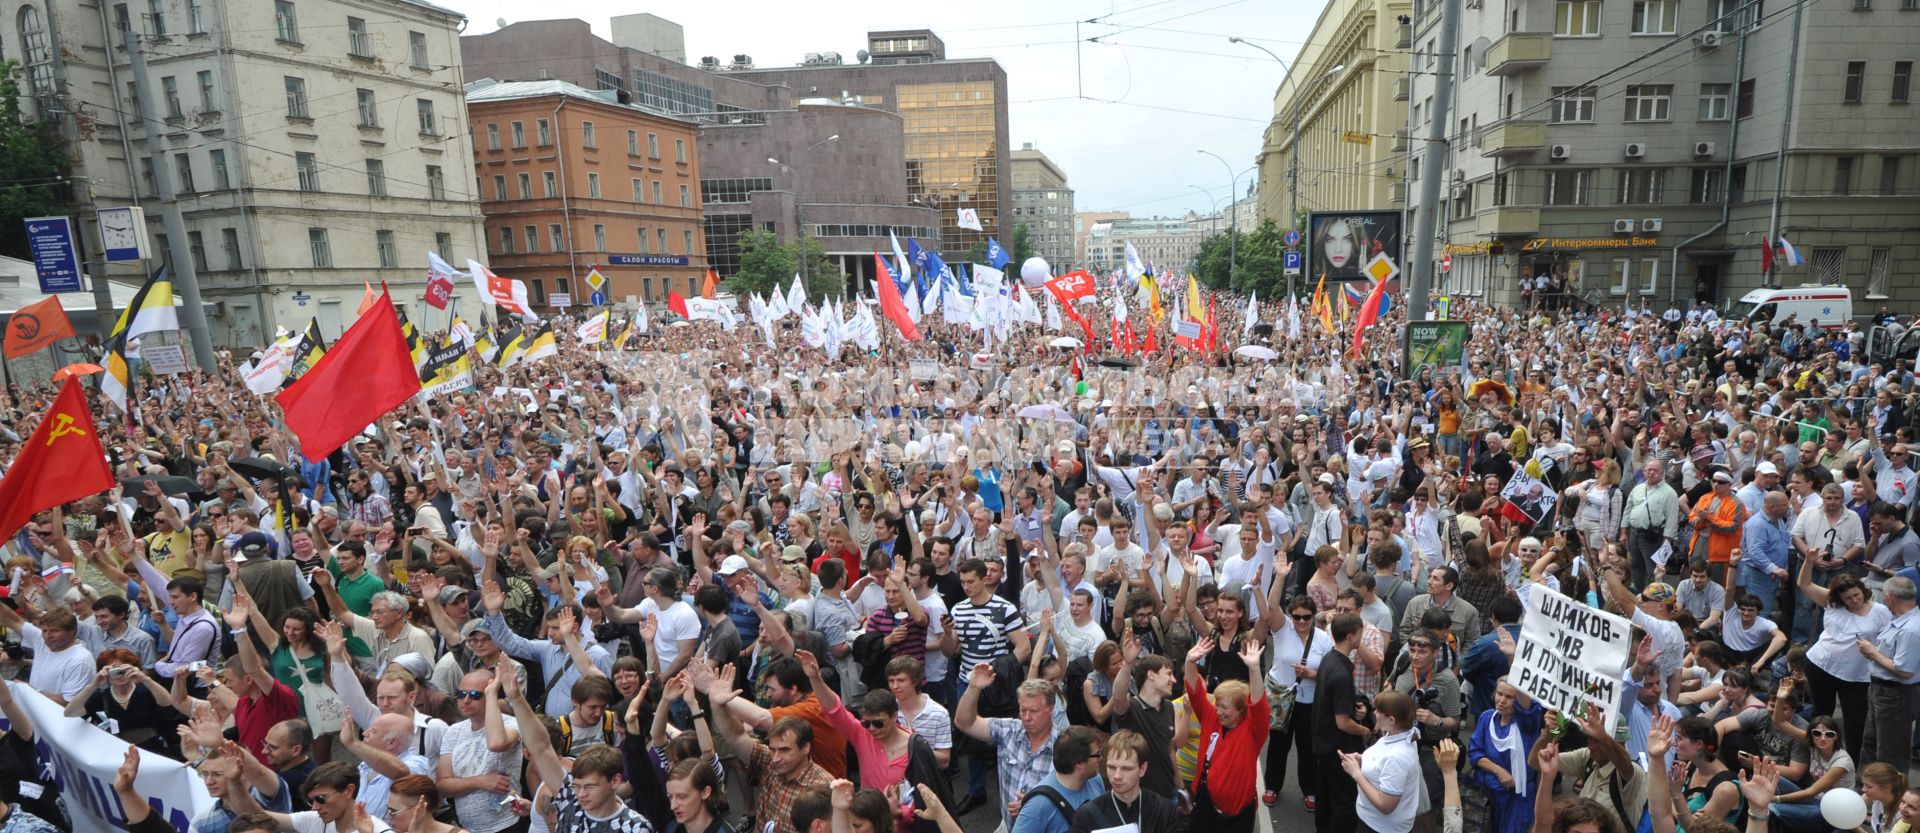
{"left": 434, "top": 669, "right": 522, "bottom": 833}
{"left": 1766, "top": 714, "right": 1855, "bottom": 831}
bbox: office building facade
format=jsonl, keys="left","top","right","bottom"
{"left": 1011, "top": 143, "right": 1075, "bottom": 269}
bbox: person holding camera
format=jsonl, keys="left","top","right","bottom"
{"left": 63, "top": 648, "right": 183, "bottom": 755}
{"left": 1390, "top": 627, "right": 1462, "bottom": 819}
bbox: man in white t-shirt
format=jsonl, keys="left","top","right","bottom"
{"left": 608, "top": 565, "right": 702, "bottom": 682}
{"left": 0, "top": 607, "right": 94, "bottom": 705}
{"left": 436, "top": 668, "right": 523, "bottom": 833}
{"left": 259, "top": 760, "right": 394, "bottom": 833}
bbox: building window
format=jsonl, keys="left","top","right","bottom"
{"left": 187, "top": 231, "right": 207, "bottom": 272}
{"left": 1639, "top": 258, "right": 1660, "bottom": 294}
{"left": 628, "top": 130, "right": 639, "bottom": 155}
{"left": 1883, "top": 155, "right": 1903, "bottom": 195}
{"left": 174, "top": 153, "right": 194, "bottom": 192}
{"left": 417, "top": 99, "right": 437, "bottom": 135}
{"left": 524, "top": 225, "right": 538, "bottom": 254}
{"left": 1729, "top": 164, "right": 1748, "bottom": 201}
{"left": 1711, "top": 0, "right": 1759, "bottom": 29}
{"left": 1452, "top": 183, "right": 1475, "bottom": 219}
{"left": 684, "top": 230, "right": 695, "bottom": 255}
{"left": 1617, "top": 168, "right": 1666, "bottom": 204}
{"left": 699, "top": 177, "right": 773, "bottom": 204}
{"left": 187, "top": 0, "right": 203, "bottom": 32}
{"left": 499, "top": 226, "right": 514, "bottom": 254}
{"left": 656, "top": 228, "right": 667, "bottom": 252}
{"left": 1845, "top": 61, "right": 1866, "bottom": 104}
{"left": 356, "top": 89, "right": 378, "bottom": 127}
{"left": 511, "top": 121, "right": 525, "bottom": 148}
{"left": 347, "top": 16, "right": 370, "bottom": 57}
{"left": 1699, "top": 83, "right": 1731, "bottom": 120}
{"left": 485, "top": 123, "right": 500, "bottom": 150}
{"left": 197, "top": 70, "right": 215, "bottom": 112}
{"left": 1868, "top": 247, "right": 1891, "bottom": 296}
{"left": 1890, "top": 61, "right": 1914, "bottom": 104}
{"left": 376, "top": 230, "right": 397, "bottom": 268}
{"left": 647, "top": 133, "right": 659, "bottom": 158}
{"left": 1737, "top": 78, "right": 1756, "bottom": 118}
{"left": 209, "top": 148, "right": 228, "bottom": 189}
{"left": 581, "top": 121, "right": 596, "bottom": 149}
{"left": 517, "top": 172, "right": 530, "bottom": 199}
{"left": 295, "top": 152, "right": 318, "bottom": 191}
{"left": 490, "top": 174, "right": 506, "bottom": 200}
{"left": 1490, "top": 172, "right": 1509, "bottom": 206}
{"left": 159, "top": 76, "right": 181, "bottom": 119}
{"left": 680, "top": 184, "right": 691, "bottom": 207}
{"left": 1610, "top": 258, "right": 1632, "bottom": 294}
{"left": 427, "top": 165, "right": 445, "bottom": 200}
{"left": 651, "top": 181, "right": 663, "bottom": 203}
{"left": 1631, "top": 0, "right": 1676, "bottom": 32}
{"left": 594, "top": 68, "right": 628, "bottom": 93}
{"left": 435, "top": 231, "right": 452, "bottom": 259}
{"left": 633, "top": 179, "right": 644, "bottom": 202}
{"left": 222, "top": 227, "right": 242, "bottom": 269}
{"left": 274, "top": 0, "right": 298, "bottom": 41}
{"left": 1625, "top": 85, "right": 1672, "bottom": 121}
{"left": 308, "top": 228, "right": 331, "bottom": 267}
{"left": 1550, "top": 86, "right": 1596, "bottom": 122}
{"left": 675, "top": 138, "right": 687, "bottom": 162}
{"left": 543, "top": 171, "right": 557, "bottom": 198}
{"left": 587, "top": 172, "right": 601, "bottom": 198}
{"left": 365, "top": 159, "right": 386, "bottom": 196}
{"left": 409, "top": 30, "right": 428, "bottom": 67}
{"left": 1555, "top": 0, "right": 1601, "bottom": 35}
{"left": 284, "top": 76, "right": 308, "bottom": 118}
{"left": 549, "top": 224, "right": 563, "bottom": 251}
{"left": 1809, "top": 247, "right": 1846, "bottom": 284}
{"left": 1543, "top": 167, "right": 1589, "bottom": 203}
{"left": 1835, "top": 155, "right": 1857, "bottom": 194}
{"left": 536, "top": 118, "right": 551, "bottom": 146}
{"left": 593, "top": 224, "right": 607, "bottom": 252}
{"left": 637, "top": 226, "right": 649, "bottom": 253}
{"left": 1689, "top": 168, "right": 1723, "bottom": 203}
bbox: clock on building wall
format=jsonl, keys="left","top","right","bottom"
{"left": 97, "top": 206, "right": 150, "bottom": 263}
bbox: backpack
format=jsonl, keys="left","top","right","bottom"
{"left": 557, "top": 710, "right": 621, "bottom": 754}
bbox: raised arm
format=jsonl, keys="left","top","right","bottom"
{"left": 502, "top": 656, "right": 568, "bottom": 791}
{"left": 952, "top": 661, "right": 996, "bottom": 743}
{"left": 223, "top": 594, "right": 279, "bottom": 697}
{"left": 1796, "top": 542, "right": 1831, "bottom": 608}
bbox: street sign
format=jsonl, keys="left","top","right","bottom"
{"left": 583, "top": 268, "right": 607, "bottom": 291}
{"left": 590, "top": 290, "right": 608, "bottom": 306}
{"left": 96, "top": 206, "right": 149, "bottom": 263}
{"left": 1441, "top": 254, "right": 1453, "bottom": 274}
{"left": 24, "top": 216, "right": 83, "bottom": 293}
{"left": 1282, "top": 229, "right": 1303, "bottom": 248}
{"left": 551, "top": 292, "right": 572, "bottom": 308}
{"left": 1283, "top": 250, "right": 1303, "bottom": 276}
{"left": 292, "top": 291, "right": 311, "bottom": 306}
{"left": 1341, "top": 131, "right": 1373, "bottom": 145}
{"left": 1364, "top": 252, "right": 1401, "bottom": 284}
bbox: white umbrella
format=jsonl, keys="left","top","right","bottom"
{"left": 1016, "top": 403, "right": 1078, "bottom": 423}
{"left": 1234, "top": 345, "right": 1278, "bottom": 361}
{"left": 1049, "top": 336, "right": 1082, "bottom": 349}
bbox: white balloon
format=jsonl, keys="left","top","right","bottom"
{"left": 1019, "top": 257, "right": 1051, "bottom": 286}
{"left": 1821, "top": 789, "right": 1869, "bottom": 830}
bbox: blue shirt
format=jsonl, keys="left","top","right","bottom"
{"left": 1008, "top": 772, "right": 1105, "bottom": 833}
{"left": 975, "top": 467, "right": 1005, "bottom": 513}
{"left": 1740, "top": 512, "right": 1792, "bottom": 576}
{"left": 1461, "top": 624, "right": 1519, "bottom": 719}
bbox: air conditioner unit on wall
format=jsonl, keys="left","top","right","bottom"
{"left": 1550, "top": 144, "right": 1572, "bottom": 160}
{"left": 1642, "top": 218, "right": 1664, "bottom": 232}
{"left": 1624, "top": 142, "right": 1646, "bottom": 158}
{"left": 1698, "top": 31, "right": 1723, "bottom": 49}
{"left": 1694, "top": 141, "right": 1715, "bottom": 157}
{"left": 1613, "top": 219, "right": 1636, "bottom": 233}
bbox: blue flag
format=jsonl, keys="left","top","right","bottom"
{"left": 953, "top": 263, "right": 973, "bottom": 296}
{"left": 985, "top": 237, "right": 1010, "bottom": 270}
{"left": 907, "top": 239, "right": 931, "bottom": 273}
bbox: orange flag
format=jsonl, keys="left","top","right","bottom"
{"left": 4, "top": 296, "right": 75, "bottom": 359}
{"left": 0, "top": 378, "right": 114, "bottom": 538}
{"left": 356, "top": 280, "right": 377, "bottom": 316}
{"left": 700, "top": 269, "right": 719, "bottom": 299}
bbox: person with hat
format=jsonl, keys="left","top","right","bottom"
{"left": 1738, "top": 462, "right": 1782, "bottom": 516}
{"left": 225, "top": 531, "right": 312, "bottom": 635}
{"left": 1687, "top": 470, "right": 1748, "bottom": 570}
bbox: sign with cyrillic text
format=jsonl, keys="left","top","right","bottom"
{"left": 1513, "top": 590, "right": 1632, "bottom": 735}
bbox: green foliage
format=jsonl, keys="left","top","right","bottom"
{"left": 0, "top": 61, "right": 74, "bottom": 261}
{"left": 1195, "top": 219, "right": 1293, "bottom": 298}
{"left": 964, "top": 239, "right": 989, "bottom": 265}
{"left": 721, "top": 229, "right": 846, "bottom": 302}
{"left": 1012, "top": 222, "right": 1037, "bottom": 266}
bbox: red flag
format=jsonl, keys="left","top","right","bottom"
{"left": 1044, "top": 271, "right": 1097, "bottom": 306}
{"left": 1205, "top": 296, "right": 1219, "bottom": 352}
{"left": 0, "top": 378, "right": 114, "bottom": 539}
{"left": 1070, "top": 354, "right": 1082, "bottom": 381}
{"left": 1760, "top": 240, "right": 1774, "bottom": 276}
{"left": 1352, "top": 274, "right": 1392, "bottom": 356}
{"left": 276, "top": 292, "right": 421, "bottom": 457}
{"left": 4, "top": 296, "right": 75, "bottom": 359}
{"left": 873, "top": 253, "right": 922, "bottom": 341}
{"left": 1142, "top": 321, "right": 1158, "bottom": 354}
{"left": 667, "top": 291, "right": 691, "bottom": 319}
{"left": 424, "top": 272, "right": 454, "bottom": 310}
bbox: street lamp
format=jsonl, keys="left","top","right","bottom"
{"left": 768, "top": 134, "right": 839, "bottom": 291}
{"left": 1197, "top": 150, "right": 1248, "bottom": 278}
{"left": 1230, "top": 35, "right": 1343, "bottom": 298}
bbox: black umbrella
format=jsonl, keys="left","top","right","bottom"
{"left": 229, "top": 456, "right": 294, "bottom": 482}
{"left": 1096, "top": 358, "right": 1139, "bottom": 368}
{"left": 118, "top": 475, "right": 203, "bottom": 498}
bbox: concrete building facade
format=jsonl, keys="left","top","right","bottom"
{"left": 1085, "top": 215, "right": 1207, "bottom": 276}
{"left": 460, "top": 20, "right": 936, "bottom": 290}
{"left": 466, "top": 80, "right": 706, "bottom": 309}
{"left": 4, "top": 0, "right": 487, "bottom": 344}
{"left": 1011, "top": 143, "right": 1075, "bottom": 269}
{"left": 1407, "top": 0, "right": 1920, "bottom": 307}
{"left": 1255, "top": 0, "right": 1413, "bottom": 228}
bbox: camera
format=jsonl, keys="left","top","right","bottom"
{"left": 1413, "top": 686, "right": 1441, "bottom": 710}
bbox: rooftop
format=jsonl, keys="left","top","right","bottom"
{"left": 463, "top": 78, "right": 692, "bottom": 123}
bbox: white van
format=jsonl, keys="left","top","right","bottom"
{"left": 1729, "top": 285, "right": 1853, "bottom": 330}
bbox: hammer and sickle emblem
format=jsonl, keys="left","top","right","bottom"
{"left": 44, "top": 414, "right": 86, "bottom": 446}
{"left": 10, "top": 313, "right": 40, "bottom": 341}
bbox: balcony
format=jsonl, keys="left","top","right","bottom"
{"left": 1476, "top": 206, "right": 1540, "bottom": 236}
{"left": 1486, "top": 33, "right": 1551, "bottom": 76}
{"left": 1480, "top": 121, "right": 1547, "bottom": 157}
{"left": 1394, "top": 76, "right": 1410, "bottom": 101}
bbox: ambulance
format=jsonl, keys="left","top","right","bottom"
{"left": 1728, "top": 285, "right": 1854, "bottom": 330}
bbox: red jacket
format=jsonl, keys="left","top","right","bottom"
{"left": 1185, "top": 668, "right": 1270, "bottom": 816}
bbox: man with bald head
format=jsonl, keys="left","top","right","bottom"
{"left": 1621, "top": 458, "right": 1681, "bottom": 589}
{"left": 1740, "top": 491, "right": 1794, "bottom": 619}
{"left": 437, "top": 668, "right": 524, "bottom": 833}
{"left": 336, "top": 711, "right": 433, "bottom": 819}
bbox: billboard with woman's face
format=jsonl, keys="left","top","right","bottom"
{"left": 1308, "top": 210, "right": 1403, "bottom": 284}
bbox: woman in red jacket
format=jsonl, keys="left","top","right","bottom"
{"left": 1183, "top": 635, "right": 1269, "bottom": 833}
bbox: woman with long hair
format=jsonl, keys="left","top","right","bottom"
{"left": 1261, "top": 592, "right": 1331, "bottom": 810}
{"left": 1798, "top": 560, "right": 1890, "bottom": 759}
{"left": 242, "top": 591, "right": 338, "bottom": 763}
{"left": 386, "top": 775, "right": 468, "bottom": 833}
{"left": 1571, "top": 460, "right": 1625, "bottom": 554}
{"left": 1312, "top": 216, "right": 1377, "bottom": 281}
{"left": 1768, "top": 714, "right": 1857, "bottom": 831}
{"left": 1673, "top": 715, "right": 1744, "bottom": 829}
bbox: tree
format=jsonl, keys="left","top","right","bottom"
{"left": 1195, "top": 220, "right": 1289, "bottom": 298}
{"left": 720, "top": 229, "right": 846, "bottom": 303}
{"left": 963, "top": 239, "right": 989, "bottom": 265}
{"left": 796, "top": 236, "right": 845, "bottom": 302}
{"left": 1012, "top": 223, "right": 1037, "bottom": 266}
{"left": 0, "top": 61, "right": 74, "bottom": 261}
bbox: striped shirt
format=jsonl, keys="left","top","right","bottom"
{"left": 864, "top": 607, "right": 929, "bottom": 662}
{"left": 950, "top": 594, "right": 1024, "bottom": 670}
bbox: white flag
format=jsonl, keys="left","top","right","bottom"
{"left": 785, "top": 277, "right": 807, "bottom": 318}
{"left": 467, "top": 259, "right": 537, "bottom": 319}
{"left": 956, "top": 207, "right": 983, "bottom": 231}
{"left": 1046, "top": 296, "right": 1063, "bottom": 332}
{"left": 632, "top": 302, "right": 650, "bottom": 334}
{"left": 1288, "top": 295, "right": 1302, "bottom": 339}
{"left": 575, "top": 311, "right": 609, "bottom": 344}
{"left": 1124, "top": 242, "right": 1146, "bottom": 281}
{"left": 1243, "top": 291, "right": 1259, "bottom": 335}
{"left": 766, "top": 288, "right": 791, "bottom": 321}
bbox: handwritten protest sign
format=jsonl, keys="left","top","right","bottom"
{"left": 1513, "top": 589, "right": 1633, "bottom": 734}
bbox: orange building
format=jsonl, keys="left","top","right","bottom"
{"left": 466, "top": 79, "right": 706, "bottom": 309}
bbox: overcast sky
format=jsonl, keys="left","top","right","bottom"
{"left": 469, "top": 0, "right": 1315, "bottom": 220}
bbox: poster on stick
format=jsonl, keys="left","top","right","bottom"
{"left": 1513, "top": 589, "right": 1633, "bottom": 734}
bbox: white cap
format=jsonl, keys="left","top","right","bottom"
{"left": 717, "top": 555, "right": 751, "bottom": 576}
{"left": 1757, "top": 461, "right": 1780, "bottom": 476}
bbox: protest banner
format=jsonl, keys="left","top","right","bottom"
{"left": 1513, "top": 590, "right": 1634, "bottom": 734}
{"left": 0, "top": 681, "right": 213, "bottom": 832}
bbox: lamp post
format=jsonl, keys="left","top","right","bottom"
{"left": 1196, "top": 150, "right": 1244, "bottom": 279}
{"left": 768, "top": 134, "right": 839, "bottom": 292}
{"left": 1230, "top": 35, "right": 1343, "bottom": 299}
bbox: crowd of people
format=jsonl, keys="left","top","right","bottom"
{"left": 0, "top": 283, "right": 1915, "bottom": 833}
